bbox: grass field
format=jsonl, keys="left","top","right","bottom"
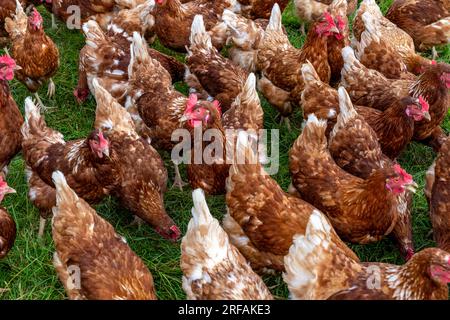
{"left": 0, "top": 0, "right": 449, "bottom": 300}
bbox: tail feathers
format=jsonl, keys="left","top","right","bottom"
{"left": 232, "top": 73, "right": 260, "bottom": 111}
{"left": 92, "top": 78, "right": 137, "bottom": 135}
{"left": 24, "top": 97, "right": 42, "bottom": 126}
{"left": 328, "top": 0, "right": 347, "bottom": 17}
{"left": 283, "top": 210, "right": 334, "bottom": 299}
{"left": 52, "top": 171, "right": 79, "bottom": 212}
{"left": 296, "top": 114, "right": 328, "bottom": 152}
{"left": 191, "top": 189, "right": 215, "bottom": 227}
{"left": 189, "top": 15, "right": 213, "bottom": 53}
{"left": 183, "top": 189, "right": 229, "bottom": 267}
{"left": 356, "top": 12, "right": 380, "bottom": 59}
{"left": 331, "top": 87, "right": 357, "bottom": 139}
{"left": 267, "top": 4, "right": 282, "bottom": 32}
{"left": 82, "top": 20, "right": 108, "bottom": 49}
{"left": 359, "top": 0, "right": 382, "bottom": 17}
{"left": 128, "top": 31, "right": 152, "bottom": 78}
{"left": 341, "top": 46, "right": 366, "bottom": 83}
{"left": 301, "top": 60, "right": 321, "bottom": 85}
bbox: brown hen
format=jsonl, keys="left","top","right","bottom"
{"left": 51, "top": 171, "right": 157, "bottom": 300}
{"left": 284, "top": 211, "right": 450, "bottom": 300}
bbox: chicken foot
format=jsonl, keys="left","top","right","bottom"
{"left": 47, "top": 78, "right": 56, "bottom": 98}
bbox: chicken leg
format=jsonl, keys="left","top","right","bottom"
{"left": 51, "top": 14, "right": 57, "bottom": 29}
{"left": 172, "top": 161, "right": 187, "bottom": 191}
{"left": 38, "top": 216, "right": 46, "bottom": 238}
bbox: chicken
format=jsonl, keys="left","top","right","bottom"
{"left": 328, "top": 86, "right": 416, "bottom": 260}
{"left": 224, "top": 131, "right": 358, "bottom": 273}
{"left": 0, "top": 177, "right": 16, "bottom": 260}
{"left": 22, "top": 97, "right": 116, "bottom": 236}
{"left": 0, "top": 55, "right": 23, "bottom": 177}
{"left": 283, "top": 211, "right": 450, "bottom": 300}
{"left": 302, "top": 62, "right": 431, "bottom": 159}
{"left": 93, "top": 79, "right": 180, "bottom": 240}
{"left": 386, "top": 0, "right": 450, "bottom": 52}
{"left": 181, "top": 189, "right": 273, "bottom": 299}
{"left": 341, "top": 46, "right": 450, "bottom": 151}
{"left": 186, "top": 14, "right": 248, "bottom": 112}
{"left": 5, "top": 3, "right": 59, "bottom": 108}
{"left": 180, "top": 94, "right": 229, "bottom": 195}
{"left": 294, "top": 0, "right": 357, "bottom": 35}
{"left": 221, "top": 9, "right": 270, "bottom": 73}
{"left": 127, "top": 32, "right": 222, "bottom": 191}
{"left": 354, "top": 11, "right": 416, "bottom": 80}
{"left": 51, "top": 171, "right": 157, "bottom": 300}
{"left": 152, "top": 0, "right": 236, "bottom": 52}
{"left": 0, "top": 0, "right": 29, "bottom": 45}
{"left": 289, "top": 109, "right": 418, "bottom": 245}
{"left": 256, "top": 4, "right": 345, "bottom": 127}
{"left": 76, "top": 2, "right": 185, "bottom": 105}
{"left": 425, "top": 137, "right": 450, "bottom": 252}
{"left": 222, "top": 72, "right": 263, "bottom": 135}
{"left": 325, "top": 0, "right": 351, "bottom": 84}
{"left": 353, "top": 0, "right": 415, "bottom": 59}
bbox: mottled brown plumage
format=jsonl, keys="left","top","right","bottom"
{"left": 22, "top": 98, "right": 118, "bottom": 234}
{"left": 181, "top": 189, "right": 273, "bottom": 299}
{"left": 386, "top": 0, "right": 450, "bottom": 51}
{"left": 257, "top": 4, "right": 345, "bottom": 117}
{"left": 341, "top": 47, "right": 450, "bottom": 147}
{"left": 289, "top": 110, "right": 419, "bottom": 244}
{"left": 354, "top": 11, "right": 416, "bottom": 80}
{"left": 353, "top": 0, "right": 415, "bottom": 58}
{"left": 426, "top": 137, "right": 450, "bottom": 252}
{"left": 93, "top": 79, "right": 180, "bottom": 240}
{"left": 152, "top": 0, "right": 234, "bottom": 52}
{"left": 294, "top": 0, "right": 357, "bottom": 24}
{"left": 51, "top": 171, "right": 157, "bottom": 300}
{"left": 224, "top": 132, "right": 358, "bottom": 273}
{"left": 0, "top": 178, "right": 16, "bottom": 260}
{"left": 5, "top": 5, "right": 59, "bottom": 94}
{"left": 76, "top": 4, "right": 184, "bottom": 105}
{"left": 186, "top": 15, "right": 248, "bottom": 112}
{"left": 328, "top": 88, "right": 416, "bottom": 260}
{"left": 0, "top": 0, "right": 29, "bottom": 44}
{"left": 284, "top": 212, "right": 450, "bottom": 300}
{"left": 0, "top": 58, "right": 23, "bottom": 176}
{"left": 240, "top": 0, "right": 290, "bottom": 19}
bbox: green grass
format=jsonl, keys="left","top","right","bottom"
{"left": 0, "top": 0, "right": 449, "bottom": 300}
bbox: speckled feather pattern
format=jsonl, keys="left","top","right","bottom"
{"left": 386, "top": 0, "right": 450, "bottom": 50}
{"left": 52, "top": 173, "right": 157, "bottom": 300}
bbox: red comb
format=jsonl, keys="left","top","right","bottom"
{"left": 431, "top": 60, "right": 437, "bottom": 65}
{"left": 418, "top": 96, "right": 429, "bottom": 112}
{"left": 323, "top": 12, "right": 334, "bottom": 25}
{"left": 394, "top": 164, "right": 413, "bottom": 183}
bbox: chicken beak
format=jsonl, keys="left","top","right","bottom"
{"left": 3, "top": 186, "right": 16, "bottom": 195}
{"left": 330, "top": 26, "right": 340, "bottom": 34}
{"left": 14, "top": 65, "right": 22, "bottom": 71}
{"left": 102, "top": 148, "right": 110, "bottom": 158}
{"left": 423, "top": 111, "right": 431, "bottom": 121}
{"left": 180, "top": 114, "right": 190, "bottom": 123}
{"left": 405, "top": 181, "right": 418, "bottom": 193}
